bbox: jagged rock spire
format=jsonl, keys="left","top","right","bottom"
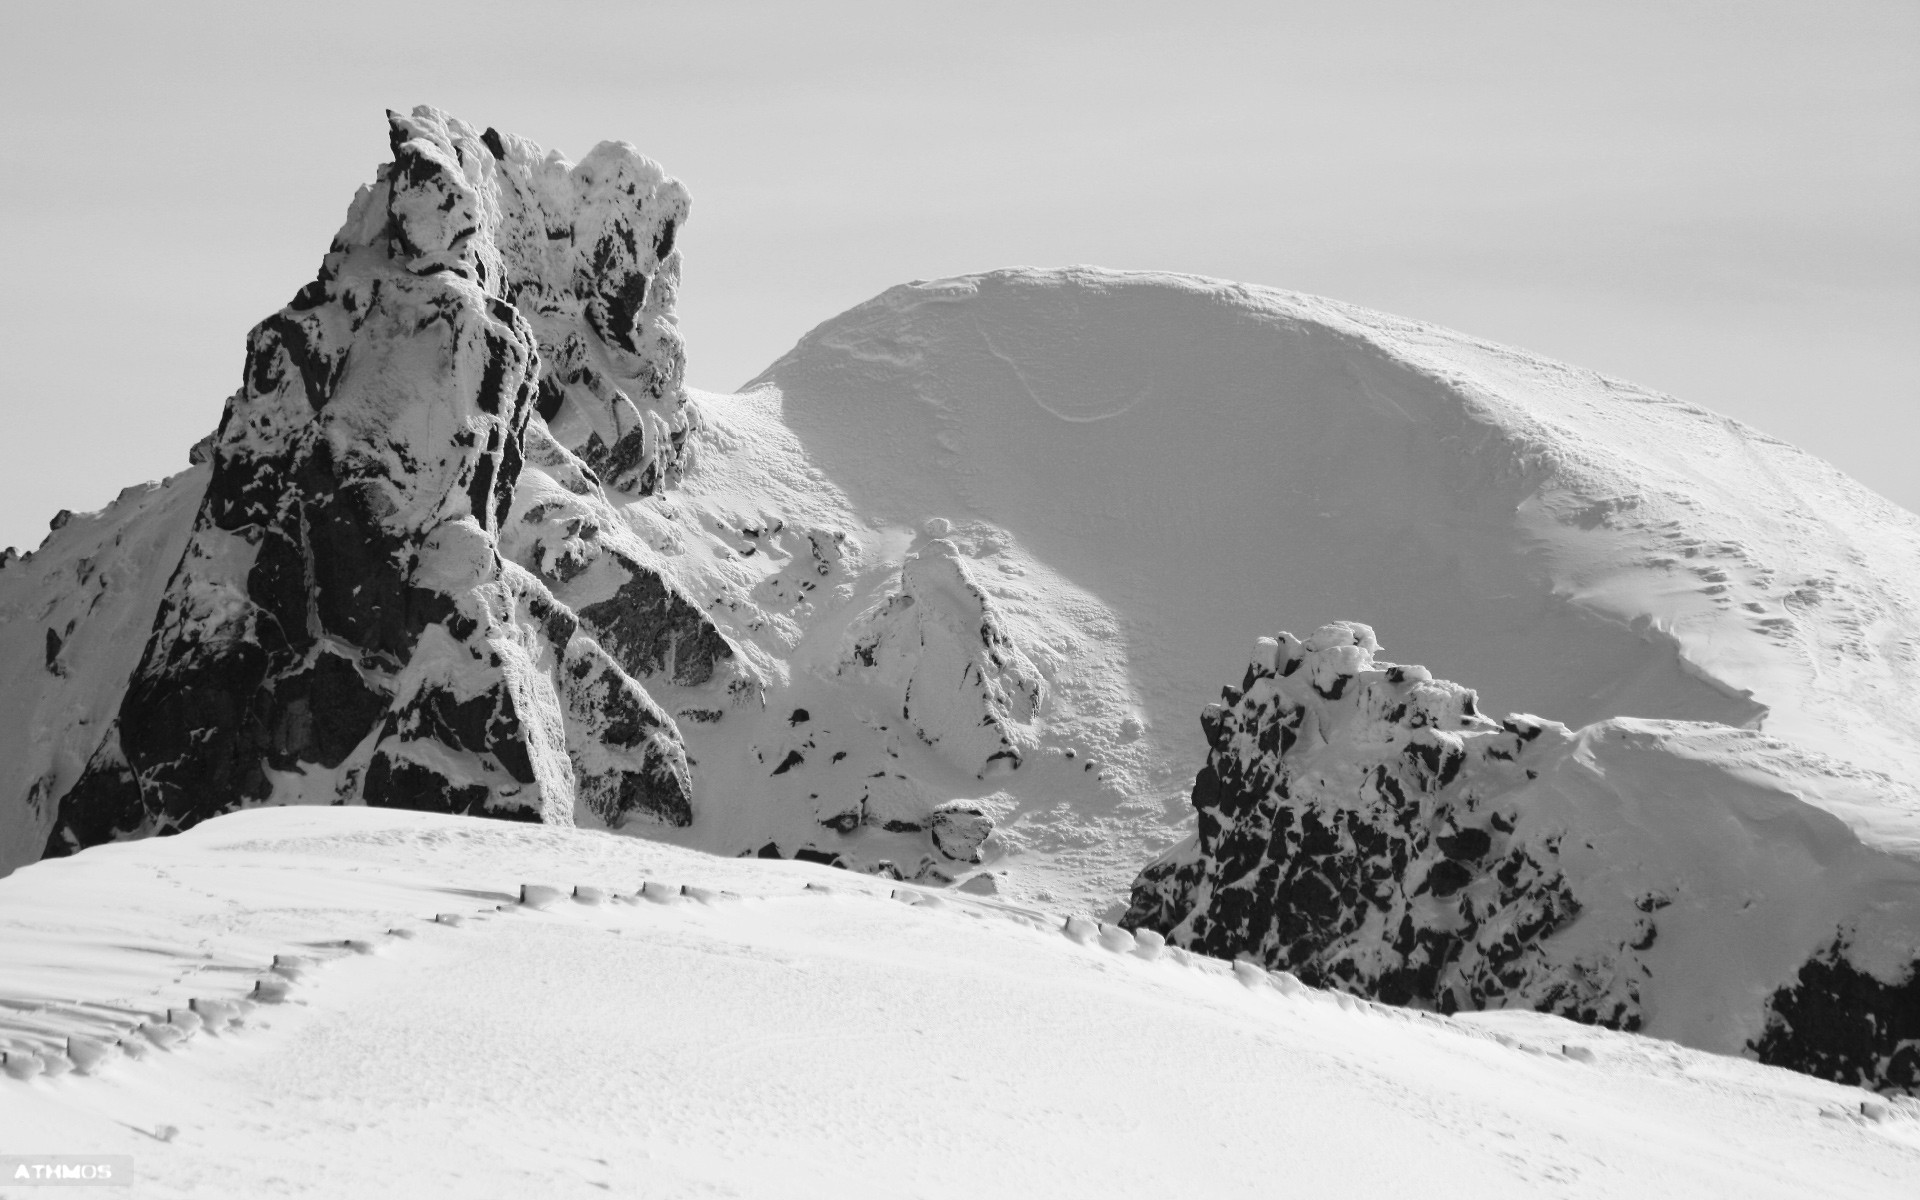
{"left": 43, "top": 108, "right": 726, "bottom": 853}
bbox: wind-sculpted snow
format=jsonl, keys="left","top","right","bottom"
{"left": 761, "top": 267, "right": 1920, "bottom": 833}
{"left": 1126, "top": 622, "right": 1920, "bottom": 1091}
{"left": 29, "top": 108, "right": 716, "bottom": 858}
{"left": 5, "top": 806, "right": 1918, "bottom": 1199}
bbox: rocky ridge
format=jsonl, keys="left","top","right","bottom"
{"left": 6, "top": 109, "right": 1049, "bottom": 886}
{"left": 1125, "top": 621, "right": 1920, "bottom": 1091}
{"left": 36, "top": 109, "right": 726, "bottom": 852}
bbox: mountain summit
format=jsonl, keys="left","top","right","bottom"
{"left": 3, "top": 108, "right": 1919, "bottom": 1092}
{"left": 18, "top": 108, "right": 723, "bottom": 857}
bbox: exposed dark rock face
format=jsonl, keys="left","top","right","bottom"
{"left": 498, "top": 423, "right": 740, "bottom": 699}
{"left": 1126, "top": 621, "right": 1920, "bottom": 1092}
{"left": 1124, "top": 623, "right": 1622, "bottom": 1023}
{"left": 1749, "top": 943, "right": 1920, "bottom": 1092}
{"left": 577, "top": 553, "right": 733, "bottom": 687}
{"left": 40, "top": 108, "right": 706, "bottom": 855}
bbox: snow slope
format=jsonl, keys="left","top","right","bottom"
{"left": 2, "top": 806, "right": 1916, "bottom": 1199}
{"left": 757, "top": 265, "right": 1920, "bottom": 819}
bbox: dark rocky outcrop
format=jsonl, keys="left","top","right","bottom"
{"left": 1124, "top": 623, "right": 1616, "bottom": 1022}
{"left": 577, "top": 553, "right": 733, "bottom": 687}
{"left": 40, "top": 108, "right": 705, "bottom": 855}
{"left": 1126, "top": 621, "right": 1920, "bottom": 1092}
{"left": 1749, "top": 943, "right": 1920, "bottom": 1092}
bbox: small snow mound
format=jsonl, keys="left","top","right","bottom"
{"left": 2, "top": 1050, "right": 44, "bottom": 1081}
{"left": 64, "top": 1037, "right": 113, "bottom": 1074}
{"left": 1231, "top": 960, "right": 1268, "bottom": 989}
{"left": 189, "top": 998, "right": 240, "bottom": 1032}
{"left": 1130, "top": 927, "right": 1166, "bottom": 961}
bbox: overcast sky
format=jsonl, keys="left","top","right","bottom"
{"left": 1, "top": 1, "right": 1914, "bottom": 553}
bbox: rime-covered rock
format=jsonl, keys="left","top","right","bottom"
{"left": 1126, "top": 622, "right": 1920, "bottom": 1092}
{"left": 12, "top": 108, "right": 1000, "bottom": 885}
{"left": 501, "top": 424, "right": 737, "bottom": 691}
{"left": 38, "top": 107, "right": 712, "bottom": 853}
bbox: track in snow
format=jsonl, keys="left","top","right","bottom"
{"left": 2, "top": 807, "right": 1916, "bottom": 1199}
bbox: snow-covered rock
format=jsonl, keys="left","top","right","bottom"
{"left": 1125, "top": 622, "right": 1920, "bottom": 1091}
{"left": 0, "top": 475, "right": 206, "bottom": 869}
{"left": 8, "top": 136, "right": 1920, "bottom": 961}
{"left": 31, "top": 108, "right": 716, "bottom": 856}
{"left": 756, "top": 267, "right": 1920, "bottom": 912}
{"left": 2, "top": 110, "right": 1035, "bottom": 888}
{"left": 838, "top": 534, "right": 1044, "bottom": 776}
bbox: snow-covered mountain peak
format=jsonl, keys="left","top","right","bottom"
{"left": 762, "top": 264, "right": 1920, "bottom": 791}
{"left": 2, "top": 108, "right": 722, "bottom": 866}
{"left": 336, "top": 107, "right": 694, "bottom": 491}
{"left": 5, "top": 115, "right": 1920, "bottom": 1099}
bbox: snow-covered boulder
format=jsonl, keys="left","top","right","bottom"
{"left": 37, "top": 107, "right": 718, "bottom": 854}
{"left": 1125, "top": 622, "right": 1920, "bottom": 1092}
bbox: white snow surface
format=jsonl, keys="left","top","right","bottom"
{"left": 1, "top": 805, "right": 1916, "bottom": 1199}
{"left": 736, "top": 266, "right": 1920, "bottom": 895}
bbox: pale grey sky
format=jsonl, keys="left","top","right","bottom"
{"left": 1, "top": 0, "right": 1914, "bottom": 553}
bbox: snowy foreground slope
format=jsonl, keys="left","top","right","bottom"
{"left": 1, "top": 807, "right": 1916, "bottom": 1199}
